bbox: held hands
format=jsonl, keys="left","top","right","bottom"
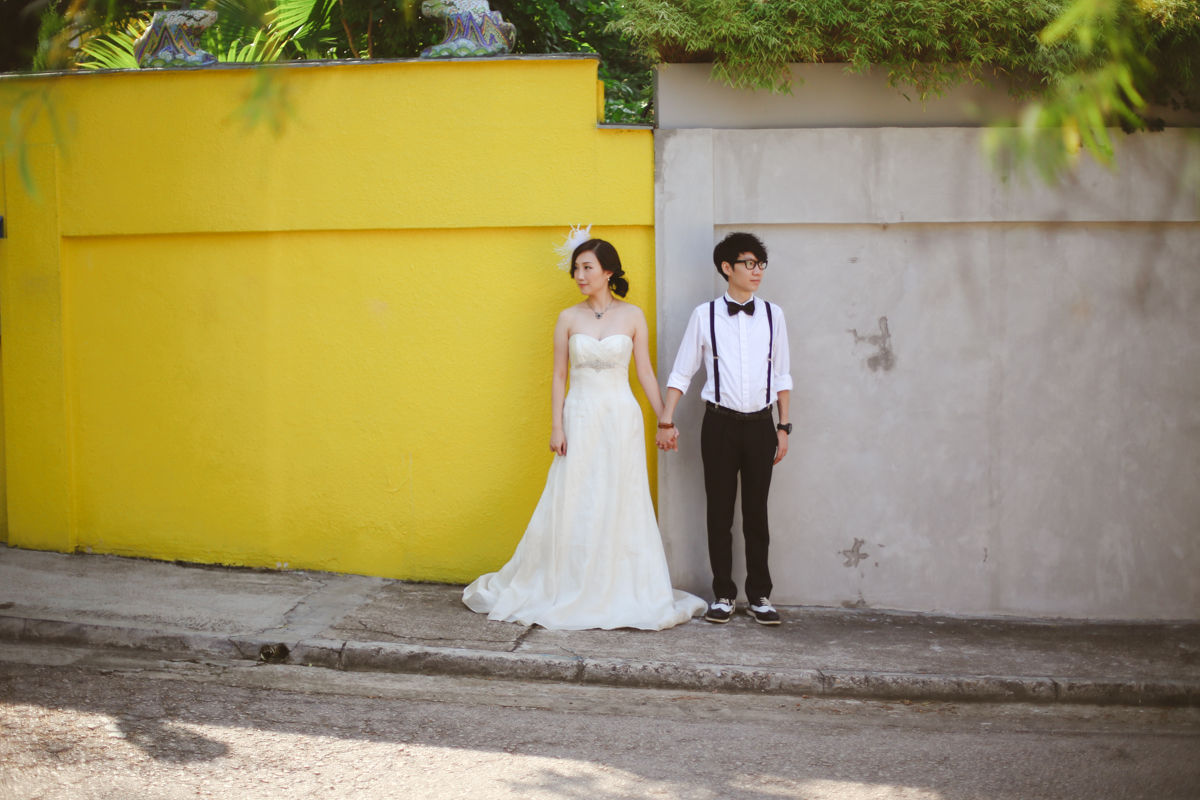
{"left": 655, "top": 425, "right": 679, "bottom": 452}
{"left": 558, "top": 426, "right": 676, "bottom": 454}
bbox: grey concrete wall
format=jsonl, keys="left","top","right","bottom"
{"left": 656, "top": 64, "right": 1021, "bottom": 129}
{"left": 656, "top": 127, "right": 1200, "bottom": 619}
{"left": 656, "top": 63, "right": 1200, "bottom": 130}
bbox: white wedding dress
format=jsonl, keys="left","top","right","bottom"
{"left": 463, "top": 334, "right": 706, "bottom": 630}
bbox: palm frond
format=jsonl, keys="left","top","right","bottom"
{"left": 77, "top": 16, "right": 148, "bottom": 70}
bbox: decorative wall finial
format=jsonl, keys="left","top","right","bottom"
{"left": 134, "top": 9, "right": 218, "bottom": 68}
{"left": 419, "top": 0, "right": 515, "bottom": 58}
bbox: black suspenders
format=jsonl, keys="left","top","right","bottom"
{"left": 710, "top": 300, "right": 721, "bottom": 404}
{"left": 709, "top": 299, "right": 774, "bottom": 409}
{"left": 765, "top": 301, "right": 774, "bottom": 406}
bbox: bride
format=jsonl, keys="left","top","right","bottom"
{"left": 462, "top": 232, "right": 706, "bottom": 630}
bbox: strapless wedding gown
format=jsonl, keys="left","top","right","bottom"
{"left": 463, "top": 334, "right": 706, "bottom": 630}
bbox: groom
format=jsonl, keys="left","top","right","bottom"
{"left": 656, "top": 232, "right": 792, "bottom": 626}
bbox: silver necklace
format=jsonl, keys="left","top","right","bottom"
{"left": 588, "top": 296, "right": 614, "bottom": 319}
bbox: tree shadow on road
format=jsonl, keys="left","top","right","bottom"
{"left": 1, "top": 656, "right": 1198, "bottom": 800}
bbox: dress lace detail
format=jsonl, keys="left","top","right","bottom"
{"left": 462, "top": 333, "right": 706, "bottom": 631}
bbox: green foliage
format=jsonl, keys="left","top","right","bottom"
{"left": 611, "top": 0, "right": 1200, "bottom": 106}
{"left": 328, "top": 0, "right": 441, "bottom": 60}
{"left": 612, "top": 0, "right": 1058, "bottom": 96}
{"left": 12, "top": 0, "right": 651, "bottom": 121}
{"left": 984, "top": 0, "right": 1200, "bottom": 182}
{"left": 325, "top": 0, "right": 652, "bottom": 121}
{"left": 226, "top": 64, "right": 296, "bottom": 132}
{"left": 202, "top": 0, "right": 341, "bottom": 61}
{"left": 77, "top": 16, "right": 145, "bottom": 69}
{"left": 490, "top": 0, "right": 651, "bottom": 121}
{"left": 32, "top": 6, "right": 72, "bottom": 71}
{"left": 0, "top": 86, "right": 71, "bottom": 195}
{"left": 69, "top": 0, "right": 343, "bottom": 67}
{"left": 601, "top": 59, "right": 652, "bottom": 122}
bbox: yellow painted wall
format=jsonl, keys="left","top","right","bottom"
{"left": 0, "top": 154, "right": 7, "bottom": 544}
{"left": 1, "top": 138, "right": 72, "bottom": 554}
{"left": 0, "top": 57, "right": 656, "bottom": 582}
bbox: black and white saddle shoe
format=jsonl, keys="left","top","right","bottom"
{"left": 749, "top": 597, "right": 781, "bottom": 626}
{"left": 704, "top": 598, "right": 736, "bottom": 624}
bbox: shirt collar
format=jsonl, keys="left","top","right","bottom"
{"left": 723, "top": 292, "right": 756, "bottom": 306}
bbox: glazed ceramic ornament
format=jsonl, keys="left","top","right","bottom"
{"left": 134, "top": 9, "right": 218, "bottom": 68}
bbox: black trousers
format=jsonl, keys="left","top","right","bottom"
{"left": 700, "top": 405, "right": 776, "bottom": 601}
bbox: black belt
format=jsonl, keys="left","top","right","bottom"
{"left": 706, "top": 401, "right": 773, "bottom": 420}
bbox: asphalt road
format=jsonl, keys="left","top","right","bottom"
{"left": 1, "top": 642, "right": 1198, "bottom": 800}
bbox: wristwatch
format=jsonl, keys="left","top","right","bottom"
{"left": 777, "top": 423, "right": 793, "bottom": 435}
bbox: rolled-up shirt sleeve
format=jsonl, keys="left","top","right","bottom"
{"left": 772, "top": 306, "right": 793, "bottom": 393}
{"left": 667, "top": 306, "right": 705, "bottom": 395}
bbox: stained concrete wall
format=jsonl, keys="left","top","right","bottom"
{"left": 656, "top": 126, "right": 1200, "bottom": 619}
{"left": 655, "top": 63, "right": 1021, "bottom": 129}
{"left": 655, "top": 63, "right": 1200, "bottom": 130}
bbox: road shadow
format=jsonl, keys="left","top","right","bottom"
{"left": 1, "top": 656, "right": 1199, "bottom": 799}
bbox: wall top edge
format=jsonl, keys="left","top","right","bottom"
{"left": 57, "top": 222, "right": 658, "bottom": 238}
{"left": 658, "top": 122, "right": 1200, "bottom": 131}
{"left": 56, "top": 220, "right": 1200, "bottom": 237}
{"left": 655, "top": 125, "right": 1200, "bottom": 136}
{"left": 0, "top": 53, "right": 600, "bottom": 82}
{"left": 711, "top": 218, "right": 1200, "bottom": 227}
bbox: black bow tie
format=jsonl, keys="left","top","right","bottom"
{"left": 726, "top": 299, "right": 755, "bottom": 316}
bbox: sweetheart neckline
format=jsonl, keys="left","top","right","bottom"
{"left": 569, "top": 333, "right": 632, "bottom": 344}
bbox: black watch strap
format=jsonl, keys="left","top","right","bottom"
{"left": 777, "top": 423, "right": 793, "bottom": 435}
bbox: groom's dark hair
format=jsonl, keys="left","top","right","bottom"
{"left": 713, "top": 232, "right": 768, "bottom": 282}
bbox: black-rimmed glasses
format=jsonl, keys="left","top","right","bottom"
{"left": 734, "top": 259, "right": 768, "bottom": 271}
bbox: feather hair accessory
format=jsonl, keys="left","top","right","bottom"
{"left": 553, "top": 224, "right": 593, "bottom": 272}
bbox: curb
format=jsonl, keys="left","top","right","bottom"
{"left": 3, "top": 616, "right": 1196, "bottom": 708}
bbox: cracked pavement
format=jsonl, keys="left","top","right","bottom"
{"left": 4, "top": 547, "right": 1200, "bottom": 706}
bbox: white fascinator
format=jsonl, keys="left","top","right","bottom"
{"left": 553, "top": 224, "right": 593, "bottom": 272}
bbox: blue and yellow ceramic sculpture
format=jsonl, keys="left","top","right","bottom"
{"left": 420, "top": 0, "right": 515, "bottom": 58}
{"left": 134, "top": 10, "right": 218, "bottom": 68}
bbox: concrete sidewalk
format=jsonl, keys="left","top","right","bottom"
{"left": 2, "top": 547, "right": 1198, "bottom": 706}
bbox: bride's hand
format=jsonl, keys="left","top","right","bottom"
{"left": 655, "top": 427, "right": 678, "bottom": 451}
{"left": 550, "top": 429, "right": 567, "bottom": 456}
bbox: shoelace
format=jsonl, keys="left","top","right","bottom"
{"left": 752, "top": 598, "right": 775, "bottom": 611}
{"left": 713, "top": 599, "right": 735, "bottom": 610}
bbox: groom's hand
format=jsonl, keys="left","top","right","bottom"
{"left": 655, "top": 426, "right": 678, "bottom": 451}
{"left": 773, "top": 430, "right": 789, "bottom": 464}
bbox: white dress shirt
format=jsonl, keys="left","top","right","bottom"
{"left": 667, "top": 293, "right": 792, "bottom": 413}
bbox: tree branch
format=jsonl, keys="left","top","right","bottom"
{"left": 338, "top": 0, "right": 359, "bottom": 58}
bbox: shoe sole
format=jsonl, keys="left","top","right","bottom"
{"left": 704, "top": 613, "right": 734, "bottom": 623}
{"left": 751, "top": 615, "right": 781, "bottom": 626}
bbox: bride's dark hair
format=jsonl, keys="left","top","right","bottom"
{"left": 571, "top": 239, "right": 629, "bottom": 298}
